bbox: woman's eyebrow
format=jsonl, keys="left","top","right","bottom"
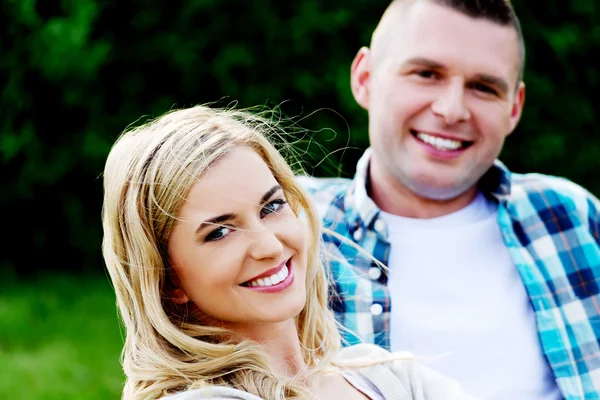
{"left": 195, "top": 185, "right": 282, "bottom": 234}
{"left": 196, "top": 213, "right": 236, "bottom": 234}
{"left": 260, "top": 184, "right": 282, "bottom": 204}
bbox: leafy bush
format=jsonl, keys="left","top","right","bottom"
{"left": 2, "top": 0, "right": 599, "bottom": 274}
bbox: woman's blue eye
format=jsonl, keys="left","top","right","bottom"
{"left": 205, "top": 226, "right": 232, "bottom": 242}
{"left": 203, "top": 199, "right": 287, "bottom": 242}
{"left": 261, "top": 199, "right": 287, "bottom": 217}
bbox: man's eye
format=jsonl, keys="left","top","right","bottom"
{"left": 470, "top": 82, "right": 497, "bottom": 95}
{"left": 415, "top": 70, "right": 438, "bottom": 79}
{"left": 205, "top": 226, "right": 232, "bottom": 242}
{"left": 260, "top": 199, "right": 288, "bottom": 218}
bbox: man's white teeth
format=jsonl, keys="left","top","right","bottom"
{"left": 249, "top": 265, "right": 289, "bottom": 287}
{"left": 416, "top": 132, "right": 463, "bottom": 150}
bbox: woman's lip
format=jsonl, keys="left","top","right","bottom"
{"left": 242, "top": 258, "right": 289, "bottom": 284}
{"left": 243, "top": 260, "right": 295, "bottom": 293}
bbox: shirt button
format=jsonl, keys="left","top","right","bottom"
{"left": 353, "top": 227, "right": 363, "bottom": 241}
{"left": 374, "top": 219, "right": 385, "bottom": 233}
{"left": 368, "top": 267, "right": 382, "bottom": 281}
{"left": 370, "top": 303, "right": 383, "bottom": 316}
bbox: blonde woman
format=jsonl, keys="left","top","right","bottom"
{"left": 102, "top": 105, "right": 477, "bottom": 400}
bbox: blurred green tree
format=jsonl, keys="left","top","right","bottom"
{"left": 1, "top": 0, "right": 599, "bottom": 274}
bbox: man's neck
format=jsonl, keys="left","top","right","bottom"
{"left": 368, "top": 159, "right": 478, "bottom": 219}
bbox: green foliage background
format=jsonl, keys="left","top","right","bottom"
{"left": 1, "top": 0, "right": 600, "bottom": 398}
{"left": 3, "top": 0, "right": 600, "bottom": 275}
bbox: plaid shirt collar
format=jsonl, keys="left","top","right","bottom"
{"left": 344, "top": 148, "right": 513, "bottom": 229}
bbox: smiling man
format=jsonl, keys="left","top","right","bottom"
{"left": 299, "top": 0, "right": 600, "bottom": 399}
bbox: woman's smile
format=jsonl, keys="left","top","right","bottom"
{"left": 240, "top": 257, "right": 295, "bottom": 292}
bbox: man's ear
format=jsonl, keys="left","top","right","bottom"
{"left": 508, "top": 82, "right": 526, "bottom": 134}
{"left": 350, "top": 47, "right": 372, "bottom": 110}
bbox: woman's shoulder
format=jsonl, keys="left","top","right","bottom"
{"left": 334, "top": 343, "right": 412, "bottom": 363}
{"left": 335, "top": 344, "right": 478, "bottom": 400}
{"left": 160, "top": 386, "right": 263, "bottom": 400}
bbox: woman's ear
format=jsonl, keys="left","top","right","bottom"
{"left": 166, "top": 265, "right": 190, "bottom": 304}
{"left": 171, "top": 287, "right": 190, "bottom": 304}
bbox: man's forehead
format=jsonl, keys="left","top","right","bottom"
{"left": 371, "top": 0, "right": 520, "bottom": 83}
{"left": 374, "top": 0, "right": 511, "bottom": 43}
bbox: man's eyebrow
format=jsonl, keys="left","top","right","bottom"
{"left": 474, "top": 73, "right": 510, "bottom": 94}
{"left": 402, "top": 57, "right": 510, "bottom": 94}
{"left": 401, "top": 57, "right": 447, "bottom": 70}
{"left": 195, "top": 184, "right": 283, "bottom": 234}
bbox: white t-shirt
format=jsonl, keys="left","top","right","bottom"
{"left": 381, "top": 192, "right": 562, "bottom": 400}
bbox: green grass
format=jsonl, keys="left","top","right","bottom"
{"left": 0, "top": 273, "right": 125, "bottom": 399}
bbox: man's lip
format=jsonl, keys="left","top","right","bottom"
{"left": 243, "top": 258, "right": 289, "bottom": 284}
{"left": 410, "top": 129, "right": 473, "bottom": 142}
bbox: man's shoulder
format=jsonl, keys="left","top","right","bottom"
{"left": 509, "top": 172, "right": 599, "bottom": 214}
{"left": 508, "top": 173, "right": 600, "bottom": 230}
{"left": 296, "top": 175, "right": 353, "bottom": 204}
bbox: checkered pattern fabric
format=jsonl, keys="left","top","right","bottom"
{"left": 298, "top": 149, "right": 600, "bottom": 400}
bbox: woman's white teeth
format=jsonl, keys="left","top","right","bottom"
{"left": 248, "top": 265, "right": 289, "bottom": 287}
{"left": 416, "top": 132, "right": 463, "bottom": 150}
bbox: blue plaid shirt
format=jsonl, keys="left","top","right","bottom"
{"left": 299, "top": 149, "right": 600, "bottom": 400}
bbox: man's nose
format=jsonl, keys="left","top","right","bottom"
{"left": 431, "top": 81, "right": 471, "bottom": 125}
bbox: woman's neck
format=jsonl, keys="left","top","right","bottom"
{"left": 231, "top": 319, "right": 308, "bottom": 377}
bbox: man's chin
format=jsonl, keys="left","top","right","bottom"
{"left": 409, "top": 179, "right": 477, "bottom": 202}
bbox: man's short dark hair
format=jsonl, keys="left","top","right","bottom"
{"left": 391, "top": 0, "right": 526, "bottom": 83}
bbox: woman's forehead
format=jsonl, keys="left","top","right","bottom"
{"left": 181, "top": 147, "right": 278, "bottom": 217}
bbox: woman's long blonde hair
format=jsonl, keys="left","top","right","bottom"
{"left": 102, "top": 105, "right": 341, "bottom": 399}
